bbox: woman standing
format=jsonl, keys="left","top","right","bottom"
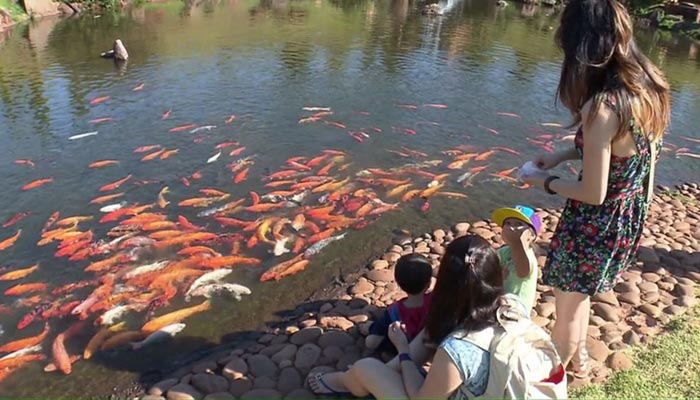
{"left": 522, "top": 0, "right": 670, "bottom": 377}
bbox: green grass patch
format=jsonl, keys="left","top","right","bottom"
{"left": 571, "top": 307, "right": 700, "bottom": 398}
{"left": 0, "top": 0, "right": 27, "bottom": 21}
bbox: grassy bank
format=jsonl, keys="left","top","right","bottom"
{"left": 0, "top": 0, "right": 27, "bottom": 22}
{"left": 571, "top": 306, "right": 700, "bottom": 398}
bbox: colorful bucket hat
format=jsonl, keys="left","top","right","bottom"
{"left": 492, "top": 205, "right": 542, "bottom": 235}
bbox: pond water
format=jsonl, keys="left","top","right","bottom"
{"left": 0, "top": 0, "right": 699, "bottom": 396}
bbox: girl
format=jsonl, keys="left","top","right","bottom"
{"left": 307, "top": 235, "right": 506, "bottom": 398}
{"left": 522, "top": 0, "right": 670, "bottom": 378}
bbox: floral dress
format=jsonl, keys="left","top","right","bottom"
{"left": 542, "top": 93, "right": 660, "bottom": 294}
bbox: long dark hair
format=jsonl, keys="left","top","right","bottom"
{"left": 556, "top": 0, "right": 670, "bottom": 141}
{"left": 424, "top": 235, "right": 504, "bottom": 344}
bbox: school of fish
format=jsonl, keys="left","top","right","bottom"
{"left": 2, "top": 89, "right": 698, "bottom": 385}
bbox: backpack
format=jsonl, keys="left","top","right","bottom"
{"left": 461, "top": 294, "right": 568, "bottom": 399}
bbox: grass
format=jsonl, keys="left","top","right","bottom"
{"left": 0, "top": 0, "right": 26, "bottom": 21}
{"left": 571, "top": 307, "right": 700, "bottom": 398}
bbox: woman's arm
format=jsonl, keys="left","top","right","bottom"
{"left": 554, "top": 147, "right": 581, "bottom": 164}
{"left": 405, "top": 348, "right": 463, "bottom": 399}
{"left": 387, "top": 329, "right": 435, "bottom": 371}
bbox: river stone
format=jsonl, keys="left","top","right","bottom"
{"left": 350, "top": 279, "right": 375, "bottom": 296}
{"left": 614, "top": 281, "right": 639, "bottom": 294}
{"left": 294, "top": 343, "right": 321, "bottom": 371}
{"left": 674, "top": 284, "right": 695, "bottom": 297}
{"left": 167, "top": 384, "right": 203, "bottom": 400}
{"left": 322, "top": 345, "right": 344, "bottom": 361}
{"left": 348, "top": 313, "right": 369, "bottom": 324}
{"left": 143, "top": 396, "right": 166, "bottom": 400}
{"left": 261, "top": 344, "right": 288, "bottom": 358}
{"left": 248, "top": 354, "right": 278, "bottom": 378}
{"left": 657, "top": 280, "right": 675, "bottom": 292}
{"left": 318, "top": 330, "right": 355, "bottom": 348}
{"left": 592, "top": 291, "right": 619, "bottom": 307}
{"left": 180, "top": 374, "right": 193, "bottom": 385}
{"left": 607, "top": 352, "right": 633, "bottom": 371}
{"left": 366, "top": 269, "right": 394, "bottom": 283}
{"left": 192, "top": 361, "right": 218, "bottom": 374}
{"left": 371, "top": 259, "right": 389, "bottom": 270}
{"left": 601, "top": 331, "right": 622, "bottom": 344}
{"left": 254, "top": 376, "right": 277, "bottom": 390}
{"left": 271, "top": 344, "right": 298, "bottom": 365}
{"left": 149, "top": 379, "right": 179, "bottom": 396}
{"left": 638, "top": 304, "right": 662, "bottom": 318}
{"left": 454, "top": 223, "right": 470, "bottom": 234}
{"left": 241, "top": 389, "right": 282, "bottom": 399}
{"left": 258, "top": 334, "right": 276, "bottom": 344}
{"left": 277, "top": 367, "right": 303, "bottom": 395}
{"left": 192, "top": 374, "right": 229, "bottom": 395}
{"left": 285, "top": 388, "right": 315, "bottom": 399}
{"left": 587, "top": 339, "right": 610, "bottom": 362}
{"left": 337, "top": 352, "right": 361, "bottom": 370}
{"left": 638, "top": 281, "right": 659, "bottom": 293}
{"left": 592, "top": 303, "right": 620, "bottom": 323}
{"left": 676, "top": 296, "right": 698, "bottom": 308}
{"left": 202, "top": 393, "right": 233, "bottom": 400}
{"left": 222, "top": 357, "right": 248, "bottom": 381}
{"left": 319, "top": 316, "right": 354, "bottom": 331}
{"left": 618, "top": 291, "right": 641, "bottom": 306}
{"left": 290, "top": 327, "right": 323, "bottom": 345}
{"left": 641, "top": 291, "right": 661, "bottom": 304}
{"left": 637, "top": 247, "right": 660, "bottom": 264}
{"left": 382, "top": 252, "right": 401, "bottom": 263}
{"left": 589, "top": 315, "right": 606, "bottom": 327}
{"left": 535, "top": 302, "right": 555, "bottom": 318}
{"left": 621, "top": 271, "right": 643, "bottom": 284}
{"left": 622, "top": 330, "right": 641, "bottom": 346}
{"left": 228, "top": 378, "right": 252, "bottom": 397}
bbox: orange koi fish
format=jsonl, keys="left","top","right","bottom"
{"left": 157, "top": 186, "right": 170, "bottom": 209}
{"left": 14, "top": 159, "right": 35, "bottom": 167}
{"left": 89, "top": 160, "right": 119, "bottom": 168}
{"left": 178, "top": 216, "right": 203, "bottom": 231}
{"left": 306, "top": 155, "right": 328, "bottom": 168}
{"left": 264, "top": 180, "right": 295, "bottom": 188}
{"left": 42, "top": 212, "right": 60, "bottom": 232}
{"left": 90, "top": 192, "right": 124, "bottom": 204}
{"left": 4, "top": 282, "right": 47, "bottom": 296}
{"left": 322, "top": 149, "right": 346, "bottom": 156}
{"left": 317, "top": 162, "right": 335, "bottom": 176}
{"left": 154, "top": 232, "right": 218, "bottom": 248}
{"left": 277, "top": 259, "right": 310, "bottom": 279}
{"left": 181, "top": 177, "right": 191, "bottom": 187}
{"left": 307, "top": 228, "right": 335, "bottom": 245}
{"left": 245, "top": 203, "right": 285, "bottom": 213}
{"left": 234, "top": 167, "right": 250, "bottom": 184}
{"left": 0, "top": 263, "right": 38, "bottom": 281}
{"left": 0, "top": 229, "right": 21, "bottom": 251}
{"left": 89, "top": 117, "right": 113, "bottom": 124}
{"left": 141, "top": 149, "right": 166, "bottom": 161}
{"left": 3, "top": 212, "right": 31, "bottom": 228}
{"left": 228, "top": 147, "right": 247, "bottom": 157}
{"left": 134, "top": 145, "right": 162, "bottom": 153}
{"left": 0, "top": 323, "right": 49, "bottom": 352}
{"left": 436, "top": 191, "right": 469, "bottom": 199}
{"left": 324, "top": 121, "right": 346, "bottom": 129}
{"left": 100, "top": 175, "right": 132, "bottom": 192}
{"left": 22, "top": 178, "right": 53, "bottom": 191}
{"left": 225, "top": 115, "right": 236, "bottom": 124}
{"left": 160, "top": 149, "right": 179, "bottom": 160}
{"left": 178, "top": 246, "right": 219, "bottom": 257}
{"left": 260, "top": 255, "right": 304, "bottom": 282}
{"left": 84, "top": 322, "right": 126, "bottom": 359}
{"left": 169, "top": 124, "right": 197, "bottom": 132}
{"left": 141, "top": 301, "right": 211, "bottom": 334}
{"left": 423, "top": 104, "right": 448, "bottom": 109}
{"left": 215, "top": 141, "right": 239, "bottom": 150}
{"left": 0, "top": 354, "right": 46, "bottom": 370}
{"left": 199, "top": 256, "right": 261, "bottom": 269}
{"left": 132, "top": 83, "right": 145, "bottom": 91}
{"left": 100, "top": 330, "right": 146, "bottom": 351}
{"left": 475, "top": 150, "right": 495, "bottom": 161}
{"left": 479, "top": 125, "right": 499, "bottom": 135}
{"left": 266, "top": 170, "right": 300, "bottom": 180}
{"left": 89, "top": 96, "right": 110, "bottom": 105}
{"left": 162, "top": 109, "right": 171, "bottom": 120}
{"left": 492, "top": 147, "right": 520, "bottom": 155}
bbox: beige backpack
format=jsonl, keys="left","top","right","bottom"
{"left": 461, "top": 295, "right": 568, "bottom": 399}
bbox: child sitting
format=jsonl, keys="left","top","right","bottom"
{"left": 492, "top": 205, "right": 541, "bottom": 310}
{"left": 365, "top": 253, "right": 432, "bottom": 357}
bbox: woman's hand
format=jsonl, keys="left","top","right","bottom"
{"left": 521, "top": 169, "right": 549, "bottom": 190}
{"left": 388, "top": 321, "right": 410, "bottom": 354}
{"left": 534, "top": 152, "right": 562, "bottom": 170}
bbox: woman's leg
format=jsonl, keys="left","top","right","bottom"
{"left": 551, "top": 289, "right": 590, "bottom": 368}
{"left": 571, "top": 295, "right": 591, "bottom": 373}
{"left": 308, "top": 358, "right": 407, "bottom": 399}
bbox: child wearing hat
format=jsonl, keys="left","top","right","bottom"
{"left": 492, "top": 205, "right": 541, "bottom": 310}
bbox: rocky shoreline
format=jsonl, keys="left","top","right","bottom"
{"left": 132, "top": 183, "right": 700, "bottom": 400}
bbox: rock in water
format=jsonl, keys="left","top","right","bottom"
{"left": 114, "top": 39, "right": 129, "bottom": 61}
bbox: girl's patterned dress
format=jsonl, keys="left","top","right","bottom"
{"left": 542, "top": 93, "right": 660, "bottom": 294}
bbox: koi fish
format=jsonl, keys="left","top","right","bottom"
{"left": 492, "top": 146, "right": 520, "bottom": 155}
{"left": 260, "top": 255, "right": 304, "bottom": 282}
{"left": 99, "top": 175, "right": 132, "bottom": 192}
{"left": 90, "top": 192, "right": 124, "bottom": 204}
{"left": 160, "top": 149, "right": 179, "bottom": 160}
{"left": 89, "top": 160, "right": 119, "bottom": 168}
{"left": 423, "top": 103, "right": 448, "bottom": 109}
{"left": 22, "top": 178, "right": 53, "bottom": 191}
{"left": 302, "top": 107, "right": 331, "bottom": 111}
{"left": 89, "top": 117, "right": 113, "bottom": 124}
{"left": 676, "top": 152, "right": 700, "bottom": 159}
{"left": 157, "top": 186, "right": 170, "bottom": 209}
{"left": 190, "top": 125, "right": 216, "bottom": 134}
{"left": 4, "top": 282, "right": 46, "bottom": 296}
{"left": 131, "top": 323, "right": 186, "bottom": 350}
{"left": 475, "top": 150, "right": 495, "bottom": 161}
{"left": 0, "top": 264, "right": 38, "bottom": 281}
{"left": 207, "top": 151, "right": 222, "bottom": 164}
{"left": 234, "top": 167, "right": 250, "bottom": 183}
{"left": 141, "top": 149, "right": 166, "bottom": 161}
{"left": 0, "top": 323, "right": 50, "bottom": 353}
{"left": 496, "top": 112, "right": 520, "bottom": 118}
{"left": 141, "top": 300, "right": 210, "bottom": 334}
{"left": 169, "top": 124, "right": 197, "bottom": 132}
{"left": 162, "top": 109, "right": 171, "bottom": 120}
{"left": 0, "top": 230, "right": 21, "bottom": 251}
{"left": 84, "top": 322, "right": 126, "bottom": 359}
{"left": 100, "top": 202, "right": 125, "bottom": 213}
{"left": 181, "top": 177, "right": 191, "bottom": 187}
{"left": 396, "top": 104, "right": 418, "bottom": 109}
{"left": 134, "top": 145, "right": 162, "bottom": 153}
{"left": 541, "top": 122, "right": 563, "bottom": 128}
{"left": 225, "top": 115, "right": 236, "bottom": 124}
{"left": 100, "top": 330, "right": 146, "bottom": 351}
{"left": 421, "top": 200, "right": 430, "bottom": 212}
{"left": 14, "top": 159, "right": 35, "bottom": 167}
{"left": 680, "top": 136, "right": 700, "bottom": 144}
{"left": 3, "top": 212, "right": 31, "bottom": 228}
{"left": 132, "top": 83, "right": 145, "bottom": 91}
{"left": 0, "top": 354, "right": 46, "bottom": 370}
{"left": 479, "top": 125, "right": 499, "bottom": 135}
{"left": 324, "top": 121, "right": 346, "bottom": 129}
{"left": 68, "top": 131, "right": 98, "bottom": 140}
{"left": 89, "top": 96, "right": 110, "bottom": 105}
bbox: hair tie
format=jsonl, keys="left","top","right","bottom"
{"left": 464, "top": 254, "right": 476, "bottom": 265}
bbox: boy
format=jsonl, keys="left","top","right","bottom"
{"left": 365, "top": 253, "right": 432, "bottom": 357}
{"left": 492, "top": 205, "right": 541, "bottom": 310}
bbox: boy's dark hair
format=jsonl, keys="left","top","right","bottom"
{"left": 394, "top": 254, "right": 433, "bottom": 295}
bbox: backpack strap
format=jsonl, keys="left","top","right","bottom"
{"left": 645, "top": 137, "right": 658, "bottom": 205}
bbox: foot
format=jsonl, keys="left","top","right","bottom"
{"left": 307, "top": 372, "right": 351, "bottom": 396}
{"left": 569, "top": 347, "right": 589, "bottom": 379}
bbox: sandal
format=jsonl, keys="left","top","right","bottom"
{"left": 569, "top": 347, "right": 589, "bottom": 379}
{"left": 307, "top": 372, "right": 352, "bottom": 396}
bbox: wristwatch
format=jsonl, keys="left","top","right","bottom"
{"left": 544, "top": 175, "right": 560, "bottom": 195}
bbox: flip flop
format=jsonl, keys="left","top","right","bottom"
{"left": 308, "top": 372, "right": 353, "bottom": 396}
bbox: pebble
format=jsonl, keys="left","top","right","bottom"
{"left": 254, "top": 376, "right": 278, "bottom": 390}
{"left": 143, "top": 396, "right": 166, "bottom": 400}
{"left": 228, "top": 378, "right": 253, "bottom": 397}
{"left": 673, "top": 284, "right": 695, "bottom": 297}
{"left": 641, "top": 291, "right": 660, "bottom": 304}
{"left": 294, "top": 343, "right": 322, "bottom": 371}
{"left": 676, "top": 296, "right": 697, "bottom": 308}
{"left": 617, "top": 291, "right": 641, "bottom": 306}
{"left": 370, "top": 260, "right": 389, "bottom": 270}
{"left": 285, "top": 388, "right": 316, "bottom": 399}
{"left": 290, "top": 327, "right": 323, "bottom": 345}
{"left": 382, "top": 252, "right": 401, "bottom": 263}
{"left": 277, "top": 367, "right": 303, "bottom": 395}
{"left": 271, "top": 344, "right": 298, "bottom": 365}
{"left": 248, "top": 354, "right": 278, "bottom": 378}
{"left": 241, "top": 389, "right": 282, "bottom": 399}
{"left": 167, "top": 384, "right": 202, "bottom": 400}
{"left": 191, "top": 361, "right": 217, "bottom": 374}
{"left": 592, "top": 291, "right": 619, "bottom": 307}
{"left": 587, "top": 339, "right": 610, "bottom": 363}
{"left": 663, "top": 305, "right": 685, "bottom": 316}
{"left": 365, "top": 269, "right": 394, "bottom": 282}
{"left": 607, "top": 352, "right": 633, "bottom": 371}
{"left": 622, "top": 330, "right": 641, "bottom": 346}
{"left": 592, "top": 303, "right": 620, "bottom": 323}
{"left": 222, "top": 357, "right": 248, "bottom": 381}
{"left": 318, "top": 330, "right": 355, "bottom": 348}
{"left": 202, "top": 393, "right": 233, "bottom": 400}
{"left": 318, "top": 316, "right": 354, "bottom": 331}
{"left": 454, "top": 222, "right": 470, "bottom": 233}
{"left": 322, "top": 345, "right": 344, "bottom": 361}
{"left": 614, "top": 282, "right": 639, "bottom": 294}
{"left": 638, "top": 281, "right": 659, "bottom": 294}
{"left": 149, "top": 379, "right": 179, "bottom": 396}
{"left": 191, "top": 374, "right": 229, "bottom": 395}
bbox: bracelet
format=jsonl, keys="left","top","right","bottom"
{"left": 399, "top": 353, "right": 412, "bottom": 362}
{"left": 544, "top": 175, "right": 560, "bottom": 195}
